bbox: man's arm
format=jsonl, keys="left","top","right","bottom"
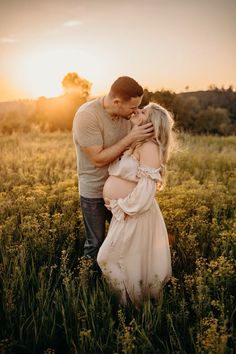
{"left": 82, "top": 122, "right": 154, "bottom": 167}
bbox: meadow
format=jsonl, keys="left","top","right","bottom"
{"left": 0, "top": 131, "right": 235, "bottom": 354}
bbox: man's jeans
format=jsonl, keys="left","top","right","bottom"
{"left": 80, "top": 196, "right": 112, "bottom": 258}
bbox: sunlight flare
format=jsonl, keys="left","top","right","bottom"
{"left": 13, "top": 47, "right": 110, "bottom": 98}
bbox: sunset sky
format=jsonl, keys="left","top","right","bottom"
{"left": 0, "top": 0, "right": 235, "bottom": 101}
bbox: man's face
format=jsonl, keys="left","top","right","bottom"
{"left": 113, "top": 96, "right": 143, "bottom": 119}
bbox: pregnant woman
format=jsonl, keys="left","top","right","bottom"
{"left": 97, "top": 103, "right": 174, "bottom": 305}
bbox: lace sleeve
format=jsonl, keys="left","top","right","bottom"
{"left": 137, "top": 165, "right": 162, "bottom": 182}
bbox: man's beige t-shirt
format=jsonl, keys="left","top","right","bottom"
{"left": 73, "top": 98, "right": 131, "bottom": 198}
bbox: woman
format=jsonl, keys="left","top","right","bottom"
{"left": 97, "top": 103, "right": 174, "bottom": 305}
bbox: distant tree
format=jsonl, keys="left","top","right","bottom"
{"left": 173, "top": 95, "right": 201, "bottom": 131}
{"left": 140, "top": 89, "right": 151, "bottom": 107}
{"left": 62, "top": 72, "right": 91, "bottom": 99}
{"left": 208, "top": 84, "right": 218, "bottom": 91}
{"left": 195, "top": 107, "right": 232, "bottom": 135}
{"left": 0, "top": 110, "right": 34, "bottom": 134}
{"left": 179, "top": 86, "right": 236, "bottom": 125}
{"left": 142, "top": 89, "right": 176, "bottom": 111}
{"left": 33, "top": 73, "right": 92, "bottom": 131}
{"left": 153, "top": 89, "right": 176, "bottom": 111}
{"left": 227, "top": 85, "right": 234, "bottom": 92}
{"left": 1, "top": 81, "right": 235, "bottom": 134}
{"left": 35, "top": 94, "right": 87, "bottom": 131}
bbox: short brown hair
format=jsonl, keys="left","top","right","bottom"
{"left": 110, "top": 76, "right": 143, "bottom": 101}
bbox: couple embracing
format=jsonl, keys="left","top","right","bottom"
{"left": 73, "top": 76, "right": 174, "bottom": 305}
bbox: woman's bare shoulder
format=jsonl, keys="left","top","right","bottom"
{"left": 138, "top": 141, "right": 161, "bottom": 168}
{"left": 139, "top": 141, "right": 159, "bottom": 153}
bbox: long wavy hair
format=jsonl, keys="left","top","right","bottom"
{"left": 125, "top": 102, "right": 175, "bottom": 185}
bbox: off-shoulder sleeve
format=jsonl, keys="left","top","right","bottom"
{"left": 110, "top": 165, "right": 162, "bottom": 220}
{"left": 137, "top": 165, "right": 162, "bottom": 182}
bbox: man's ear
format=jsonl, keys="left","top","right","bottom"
{"left": 113, "top": 98, "right": 121, "bottom": 105}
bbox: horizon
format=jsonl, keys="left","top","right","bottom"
{"left": 0, "top": 84, "right": 235, "bottom": 105}
{"left": 0, "top": 0, "right": 236, "bottom": 102}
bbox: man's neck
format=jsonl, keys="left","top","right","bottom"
{"left": 102, "top": 95, "right": 118, "bottom": 118}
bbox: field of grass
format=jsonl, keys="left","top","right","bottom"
{"left": 0, "top": 132, "right": 235, "bottom": 354}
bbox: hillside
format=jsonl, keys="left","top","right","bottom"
{"left": 0, "top": 87, "right": 235, "bottom": 134}
{"left": 0, "top": 99, "right": 36, "bottom": 115}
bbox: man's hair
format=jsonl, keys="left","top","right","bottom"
{"left": 109, "top": 76, "right": 143, "bottom": 101}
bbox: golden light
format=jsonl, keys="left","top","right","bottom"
{"left": 11, "top": 46, "right": 113, "bottom": 99}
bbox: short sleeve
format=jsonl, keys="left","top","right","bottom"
{"left": 73, "top": 110, "right": 103, "bottom": 147}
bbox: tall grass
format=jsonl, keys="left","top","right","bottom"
{"left": 0, "top": 132, "right": 235, "bottom": 353}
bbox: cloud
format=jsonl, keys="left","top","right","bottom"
{"left": 63, "top": 20, "right": 82, "bottom": 28}
{"left": 0, "top": 36, "right": 19, "bottom": 44}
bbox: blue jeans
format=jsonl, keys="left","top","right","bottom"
{"left": 80, "top": 196, "right": 112, "bottom": 258}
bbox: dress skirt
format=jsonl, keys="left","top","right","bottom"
{"left": 97, "top": 199, "right": 172, "bottom": 304}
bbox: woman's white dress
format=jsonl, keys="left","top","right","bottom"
{"left": 97, "top": 153, "right": 172, "bottom": 304}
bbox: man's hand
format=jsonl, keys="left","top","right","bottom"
{"left": 81, "top": 122, "right": 154, "bottom": 168}
{"left": 127, "top": 122, "right": 154, "bottom": 144}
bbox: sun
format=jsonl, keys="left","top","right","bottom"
{"left": 12, "top": 46, "right": 112, "bottom": 99}
{"left": 15, "top": 48, "right": 80, "bottom": 98}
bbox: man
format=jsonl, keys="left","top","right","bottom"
{"left": 73, "top": 76, "right": 153, "bottom": 259}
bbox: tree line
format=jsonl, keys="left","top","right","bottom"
{"left": 142, "top": 86, "right": 236, "bottom": 135}
{"left": 0, "top": 73, "right": 235, "bottom": 135}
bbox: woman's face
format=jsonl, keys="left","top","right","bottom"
{"left": 130, "top": 107, "right": 150, "bottom": 126}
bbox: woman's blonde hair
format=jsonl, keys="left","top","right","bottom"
{"left": 148, "top": 103, "right": 175, "bottom": 165}
{"left": 125, "top": 102, "right": 175, "bottom": 184}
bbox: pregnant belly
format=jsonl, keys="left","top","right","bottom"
{"left": 103, "top": 176, "right": 137, "bottom": 200}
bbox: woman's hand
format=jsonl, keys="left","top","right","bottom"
{"left": 104, "top": 197, "right": 128, "bottom": 220}
{"left": 104, "top": 197, "right": 111, "bottom": 210}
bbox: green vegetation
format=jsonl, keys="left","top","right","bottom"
{"left": 0, "top": 132, "right": 235, "bottom": 353}
{"left": 143, "top": 86, "right": 236, "bottom": 135}
{"left": 0, "top": 73, "right": 236, "bottom": 135}
{"left": 0, "top": 73, "right": 91, "bottom": 133}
